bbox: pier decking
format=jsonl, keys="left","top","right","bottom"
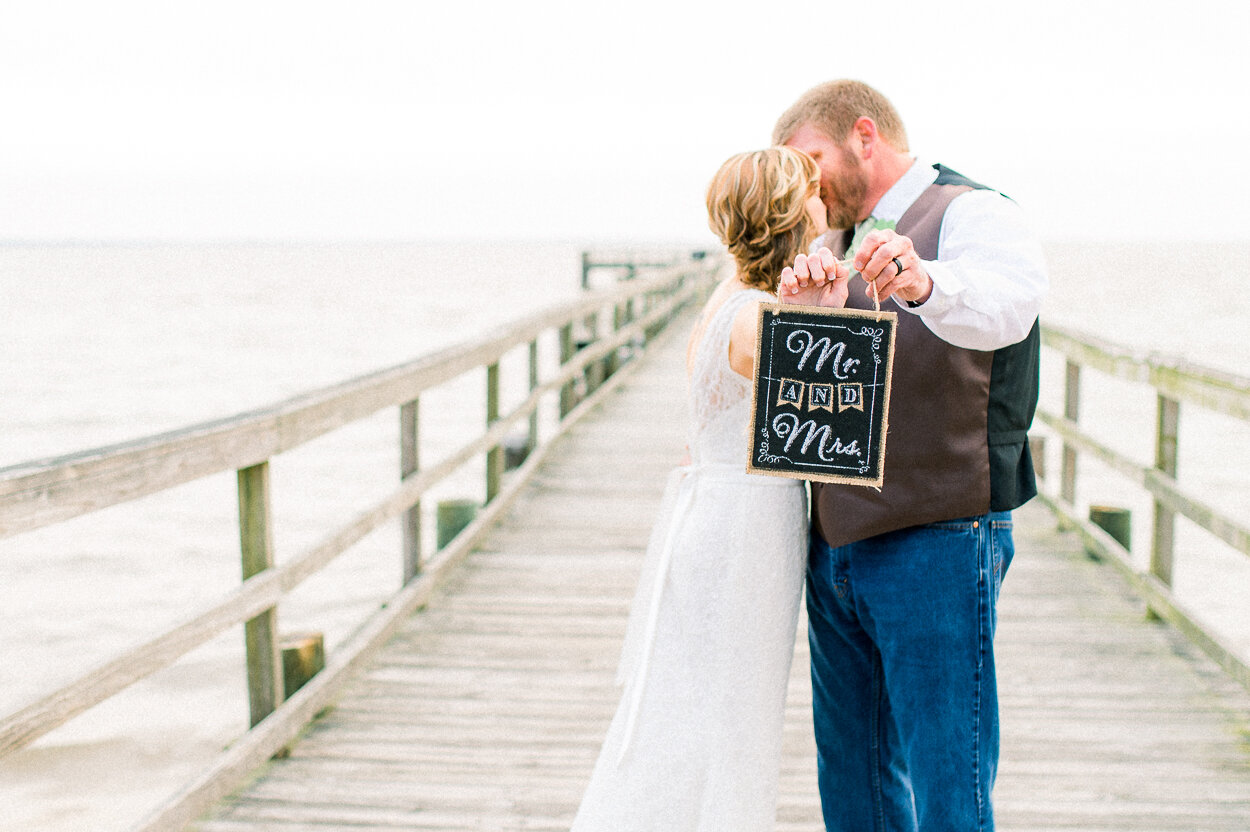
{"left": 190, "top": 318, "right": 1250, "bottom": 832}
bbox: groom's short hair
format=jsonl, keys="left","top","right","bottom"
{"left": 772, "top": 80, "right": 909, "bottom": 152}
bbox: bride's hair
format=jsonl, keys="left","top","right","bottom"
{"left": 705, "top": 147, "right": 820, "bottom": 293}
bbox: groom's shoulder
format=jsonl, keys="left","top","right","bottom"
{"left": 932, "top": 163, "right": 992, "bottom": 192}
{"left": 932, "top": 163, "right": 1013, "bottom": 202}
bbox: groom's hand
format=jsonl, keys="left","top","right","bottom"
{"left": 779, "top": 247, "right": 849, "bottom": 308}
{"left": 853, "top": 229, "right": 934, "bottom": 305}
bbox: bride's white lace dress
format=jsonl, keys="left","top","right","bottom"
{"left": 571, "top": 287, "right": 809, "bottom": 831}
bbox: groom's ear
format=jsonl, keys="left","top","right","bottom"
{"left": 850, "top": 117, "right": 880, "bottom": 159}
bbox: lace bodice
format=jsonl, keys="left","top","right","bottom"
{"left": 687, "top": 288, "right": 773, "bottom": 466}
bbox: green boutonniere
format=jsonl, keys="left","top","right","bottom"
{"left": 843, "top": 218, "right": 897, "bottom": 274}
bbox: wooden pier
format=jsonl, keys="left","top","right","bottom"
{"left": 3, "top": 252, "right": 1250, "bottom": 831}
{"left": 191, "top": 318, "right": 823, "bottom": 831}
{"left": 187, "top": 316, "right": 1250, "bottom": 831}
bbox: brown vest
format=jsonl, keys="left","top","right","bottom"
{"left": 812, "top": 166, "right": 1040, "bottom": 548}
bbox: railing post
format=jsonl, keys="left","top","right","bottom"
{"left": 400, "top": 399, "right": 421, "bottom": 584}
{"left": 1151, "top": 394, "right": 1180, "bottom": 587}
{"left": 582, "top": 311, "right": 604, "bottom": 394}
{"left": 608, "top": 302, "right": 624, "bottom": 376}
{"left": 486, "top": 362, "right": 502, "bottom": 503}
{"left": 559, "top": 323, "right": 575, "bottom": 419}
{"left": 1030, "top": 434, "right": 1046, "bottom": 481}
{"left": 581, "top": 251, "right": 591, "bottom": 290}
{"left": 1060, "top": 360, "right": 1080, "bottom": 505}
{"left": 644, "top": 285, "right": 664, "bottom": 343}
{"left": 527, "top": 339, "right": 539, "bottom": 453}
{"left": 238, "top": 461, "right": 282, "bottom": 727}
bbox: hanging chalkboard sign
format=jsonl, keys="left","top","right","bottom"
{"left": 748, "top": 303, "right": 897, "bottom": 487}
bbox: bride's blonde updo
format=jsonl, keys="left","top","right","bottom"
{"left": 705, "top": 147, "right": 821, "bottom": 292}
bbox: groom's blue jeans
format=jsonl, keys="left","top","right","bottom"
{"left": 806, "top": 512, "right": 1014, "bottom": 832}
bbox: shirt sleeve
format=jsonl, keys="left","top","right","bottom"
{"left": 898, "top": 188, "right": 1048, "bottom": 351}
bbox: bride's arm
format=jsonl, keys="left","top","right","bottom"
{"left": 727, "top": 300, "right": 762, "bottom": 379}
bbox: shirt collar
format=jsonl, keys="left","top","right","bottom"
{"left": 863, "top": 156, "right": 935, "bottom": 225}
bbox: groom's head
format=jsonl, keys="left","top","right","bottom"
{"left": 773, "top": 81, "right": 910, "bottom": 231}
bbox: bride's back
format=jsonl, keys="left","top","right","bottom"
{"left": 684, "top": 285, "right": 770, "bottom": 467}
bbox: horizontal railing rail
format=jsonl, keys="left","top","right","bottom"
{"left": 0, "top": 260, "right": 708, "bottom": 538}
{"left": 579, "top": 247, "right": 710, "bottom": 289}
{"left": 1034, "top": 321, "right": 1250, "bottom": 691}
{"left": 0, "top": 249, "right": 722, "bottom": 831}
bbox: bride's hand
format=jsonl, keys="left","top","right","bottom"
{"left": 778, "top": 248, "right": 850, "bottom": 308}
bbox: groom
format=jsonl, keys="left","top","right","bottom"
{"left": 774, "top": 80, "right": 1047, "bottom": 831}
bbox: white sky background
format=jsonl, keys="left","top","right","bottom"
{"left": 1, "top": 0, "right": 1247, "bottom": 243}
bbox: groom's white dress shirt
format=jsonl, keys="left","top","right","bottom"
{"left": 861, "top": 157, "right": 1048, "bottom": 353}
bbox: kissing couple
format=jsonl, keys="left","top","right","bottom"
{"left": 572, "top": 78, "right": 1047, "bottom": 832}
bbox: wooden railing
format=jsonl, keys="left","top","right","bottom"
{"left": 580, "top": 248, "right": 711, "bottom": 289}
{"left": 1034, "top": 322, "right": 1250, "bottom": 690}
{"left": 0, "top": 250, "right": 720, "bottom": 831}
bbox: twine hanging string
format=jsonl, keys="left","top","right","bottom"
{"left": 837, "top": 258, "right": 883, "bottom": 321}
{"left": 840, "top": 218, "right": 894, "bottom": 322}
{"left": 835, "top": 259, "right": 887, "bottom": 493}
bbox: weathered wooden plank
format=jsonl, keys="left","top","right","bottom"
{"left": 993, "top": 507, "right": 1250, "bottom": 830}
{"left": 0, "top": 277, "right": 713, "bottom": 780}
{"left": 129, "top": 315, "right": 703, "bottom": 832}
{"left": 0, "top": 566, "right": 284, "bottom": 757}
{"left": 1042, "top": 323, "right": 1250, "bottom": 422}
{"left": 1038, "top": 411, "right": 1250, "bottom": 557}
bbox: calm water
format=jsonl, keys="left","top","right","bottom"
{"left": 1, "top": 238, "right": 1247, "bottom": 830}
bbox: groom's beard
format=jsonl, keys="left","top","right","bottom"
{"left": 822, "top": 148, "right": 869, "bottom": 231}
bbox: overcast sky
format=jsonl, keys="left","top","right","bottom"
{"left": 1, "top": 0, "right": 1247, "bottom": 243}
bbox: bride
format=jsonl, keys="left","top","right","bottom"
{"left": 571, "top": 147, "right": 848, "bottom": 830}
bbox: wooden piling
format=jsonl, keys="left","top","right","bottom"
{"left": 437, "top": 499, "right": 478, "bottom": 549}
{"left": 1089, "top": 505, "right": 1132, "bottom": 553}
{"left": 280, "top": 632, "right": 325, "bottom": 700}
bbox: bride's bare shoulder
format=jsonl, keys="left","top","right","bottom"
{"left": 686, "top": 275, "right": 743, "bottom": 372}
{"left": 698, "top": 274, "right": 747, "bottom": 321}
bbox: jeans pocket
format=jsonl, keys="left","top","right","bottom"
{"left": 989, "top": 516, "right": 1015, "bottom": 599}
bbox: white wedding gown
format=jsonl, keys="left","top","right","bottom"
{"left": 571, "top": 287, "right": 809, "bottom": 831}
